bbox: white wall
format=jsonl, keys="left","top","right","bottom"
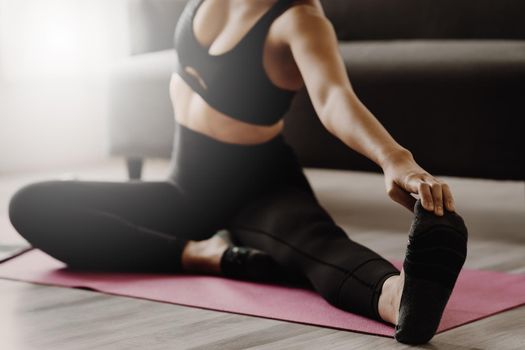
{"left": 0, "top": 0, "right": 130, "bottom": 174}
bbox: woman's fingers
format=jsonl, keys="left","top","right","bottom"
{"left": 418, "top": 177, "right": 455, "bottom": 216}
{"left": 430, "top": 182, "right": 444, "bottom": 216}
{"left": 417, "top": 182, "right": 434, "bottom": 211}
{"left": 442, "top": 183, "right": 456, "bottom": 212}
{"left": 405, "top": 174, "right": 434, "bottom": 212}
{"left": 391, "top": 170, "right": 456, "bottom": 215}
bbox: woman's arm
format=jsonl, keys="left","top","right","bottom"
{"left": 284, "top": 4, "right": 455, "bottom": 215}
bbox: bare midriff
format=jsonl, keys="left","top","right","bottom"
{"left": 169, "top": 72, "right": 285, "bottom": 145}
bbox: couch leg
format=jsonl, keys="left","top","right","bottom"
{"left": 126, "top": 157, "right": 143, "bottom": 180}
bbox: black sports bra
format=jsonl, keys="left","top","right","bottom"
{"left": 173, "top": 0, "right": 298, "bottom": 126}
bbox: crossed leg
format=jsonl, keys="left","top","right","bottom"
{"left": 7, "top": 179, "right": 217, "bottom": 272}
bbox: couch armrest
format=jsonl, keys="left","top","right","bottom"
{"left": 107, "top": 50, "right": 176, "bottom": 159}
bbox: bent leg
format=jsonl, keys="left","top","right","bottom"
{"left": 226, "top": 185, "right": 400, "bottom": 322}
{"left": 8, "top": 179, "right": 211, "bottom": 272}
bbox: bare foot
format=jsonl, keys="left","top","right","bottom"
{"left": 181, "top": 234, "right": 229, "bottom": 274}
{"left": 378, "top": 269, "right": 405, "bottom": 325}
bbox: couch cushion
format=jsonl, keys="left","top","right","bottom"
{"left": 321, "top": 0, "right": 525, "bottom": 41}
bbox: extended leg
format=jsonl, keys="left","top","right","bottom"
{"left": 225, "top": 185, "right": 400, "bottom": 322}
{"left": 8, "top": 179, "right": 210, "bottom": 272}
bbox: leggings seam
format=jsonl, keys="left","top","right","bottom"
{"left": 229, "top": 224, "right": 383, "bottom": 290}
{"left": 335, "top": 258, "right": 386, "bottom": 307}
{"left": 81, "top": 208, "right": 181, "bottom": 242}
{"left": 230, "top": 224, "right": 347, "bottom": 273}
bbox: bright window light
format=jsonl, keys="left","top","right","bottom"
{"left": 0, "top": 0, "right": 128, "bottom": 80}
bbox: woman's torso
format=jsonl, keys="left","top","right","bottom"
{"left": 170, "top": 0, "right": 316, "bottom": 145}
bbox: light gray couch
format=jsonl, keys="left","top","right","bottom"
{"left": 107, "top": 0, "right": 525, "bottom": 180}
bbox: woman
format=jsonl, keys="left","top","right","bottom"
{"left": 8, "top": 0, "right": 468, "bottom": 345}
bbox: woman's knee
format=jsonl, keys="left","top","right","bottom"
{"left": 8, "top": 180, "right": 63, "bottom": 234}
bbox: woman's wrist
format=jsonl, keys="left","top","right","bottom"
{"left": 378, "top": 147, "right": 414, "bottom": 171}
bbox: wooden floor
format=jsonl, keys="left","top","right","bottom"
{"left": 1, "top": 158, "right": 524, "bottom": 350}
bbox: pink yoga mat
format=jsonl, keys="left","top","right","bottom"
{"left": 0, "top": 249, "right": 524, "bottom": 338}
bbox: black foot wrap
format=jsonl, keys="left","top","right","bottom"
{"left": 220, "top": 246, "right": 309, "bottom": 285}
{"left": 220, "top": 246, "right": 272, "bottom": 281}
{"left": 217, "top": 230, "right": 309, "bottom": 285}
{"left": 395, "top": 199, "right": 468, "bottom": 345}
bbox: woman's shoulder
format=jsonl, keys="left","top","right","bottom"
{"left": 278, "top": 0, "right": 332, "bottom": 37}
{"left": 284, "top": 0, "right": 327, "bottom": 20}
{"left": 277, "top": 0, "right": 334, "bottom": 44}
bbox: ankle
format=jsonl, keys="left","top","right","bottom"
{"left": 181, "top": 237, "right": 228, "bottom": 274}
{"left": 378, "top": 273, "right": 403, "bottom": 325}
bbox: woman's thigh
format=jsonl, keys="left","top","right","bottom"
{"left": 9, "top": 179, "right": 199, "bottom": 234}
{"left": 7, "top": 179, "right": 218, "bottom": 271}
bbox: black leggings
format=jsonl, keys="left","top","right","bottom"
{"left": 8, "top": 121, "right": 400, "bottom": 322}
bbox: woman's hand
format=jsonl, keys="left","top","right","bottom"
{"left": 381, "top": 150, "right": 456, "bottom": 216}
